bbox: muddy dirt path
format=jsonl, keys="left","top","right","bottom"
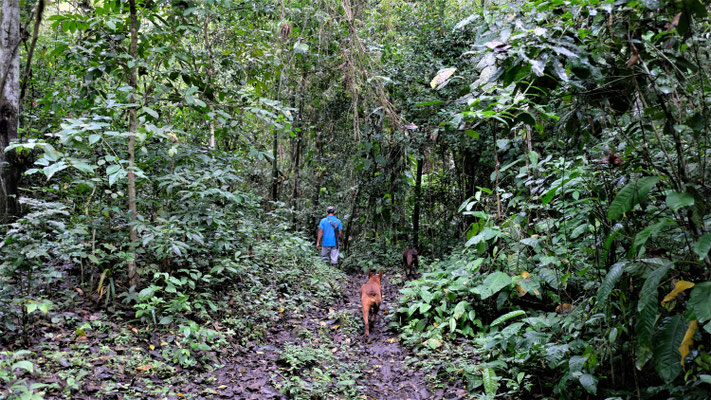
{"left": 188, "top": 273, "right": 441, "bottom": 400}
{"left": 338, "top": 274, "right": 432, "bottom": 400}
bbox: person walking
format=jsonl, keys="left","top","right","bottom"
{"left": 316, "top": 206, "right": 343, "bottom": 265}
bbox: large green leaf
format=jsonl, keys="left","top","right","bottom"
{"left": 568, "top": 355, "right": 588, "bottom": 372}
{"left": 608, "top": 176, "right": 660, "bottom": 220}
{"left": 473, "top": 272, "right": 511, "bottom": 300}
{"left": 578, "top": 373, "right": 597, "bottom": 395}
{"left": 482, "top": 367, "right": 499, "bottom": 396}
{"left": 665, "top": 191, "right": 694, "bottom": 211}
{"left": 453, "top": 301, "right": 469, "bottom": 320}
{"left": 638, "top": 260, "right": 671, "bottom": 312}
{"left": 692, "top": 234, "right": 711, "bottom": 261}
{"left": 689, "top": 282, "right": 711, "bottom": 323}
{"left": 11, "top": 360, "right": 34, "bottom": 373}
{"left": 653, "top": 315, "right": 686, "bottom": 383}
{"left": 491, "top": 310, "right": 526, "bottom": 326}
{"left": 43, "top": 161, "right": 68, "bottom": 181}
{"left": 635, "top": 302, "right": 659, "bottom": 351}
{"left": 596, "top": 262, "right": 625, "bottom": 306}
{"left": 629, "top": 220, "right": 671, "bottom": 257}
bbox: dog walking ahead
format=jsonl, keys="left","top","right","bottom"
{"left": 402, "top": 248, "right": 419, "bottom": 277}
{"left": 360, "top": 271, "right": 383, "bottom": 337}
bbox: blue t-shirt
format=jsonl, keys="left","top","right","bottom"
{"left": 319, "top": 215, "right": 343, "bottom": 247}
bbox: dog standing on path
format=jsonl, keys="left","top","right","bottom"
{"left": 402, "top": 248, "right": 419, "bottom": 277}
{"left": 360, "top": 271, "right": 383, "bottom": 337}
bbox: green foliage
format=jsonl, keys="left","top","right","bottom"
{"left": 689, "top": 283, "right": 711, "bottom": 325}
{"left": 0, "top": 351, "right": 45, "bottom": 400}
{"left": 276, "top": 340, "right": 364, "bottom": 399}
{"left": 3, "top": 0, "right": 711, "bottom": 398}
{"left": 654, "top": 315, "right": 686, "bottom": 383}
{"left": 607, "top": 177, "right": 661, "bottom": 221}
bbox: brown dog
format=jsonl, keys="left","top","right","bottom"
{"left": 360, "top": 271, "right": 383, "bottom": 337}
{"left": 402, "top": 248, "right": 419, "bottom": 277}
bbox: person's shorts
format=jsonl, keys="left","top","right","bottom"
{"left": 320, "top": 246, "right": 339, "bottom": 265}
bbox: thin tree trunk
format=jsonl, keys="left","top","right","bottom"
{"left": 203, "top": 9, "right": 216, "bottom": 149}
{"left": 0, "top": 0, "right": 22, "bottom": 222}
{"left": 271, "top": 126, "right": 279, "bottom": 201}
{"left": 343, "top": 182, "right": 362, "bottom": 252}
{"left": 271, "top": 24, "right": 287, "bottom": 203}
{"left": 311, "top": 125, "right": 324, "bottom": 233}
{"left": 290, "top": 75, "right": 305, "bottom": 226}
{"left": 126, "top": 0, "right": 139, "bottom": 288}
{"left": 413, "top": 155, "right": 423, "bottom": 250}
{"left": 19, "top": 0, "right": 44, "bottom": 103}
{"left": 493, "top": 124, "right": 502, "bottom": 219}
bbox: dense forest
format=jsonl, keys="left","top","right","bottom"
{"left": 2, "top": 0, "right": 711, "bottom": 399}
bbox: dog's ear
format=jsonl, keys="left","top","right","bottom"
{"left": 378, "top": 271, "right": 383, "bottom": 279}
{"left": 368, "top": 270, "right": 374, "bottom": 278}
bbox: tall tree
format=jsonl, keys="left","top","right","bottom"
{"left": 0, "top": 0, "right": 22, "bottom": 222}
{"left": 126, "top": 0, "right": 139, "bottom": 287}
{"left": 412, "top": 155, "right": 423, "bottom": 250}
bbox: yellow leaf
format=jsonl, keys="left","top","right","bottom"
{"left": 217, "top": 385, "right": 227, "bottom": 389}
{"left": 177, "top": 394, "right": 184, "bottom": 398}
{"left": 515, "top": 284, "right": 527, "bottom": 297}
{"left": 160, "top": 341, "right": 169, "bottom": 346}
{"left": 555, "top": 303, "right": 574, "bottom": 314}
{"left": 387, "top": 338, "right": 397, "bottom": 343}
{"left": 149, "top": 344, "right": 155, "bottom": 350}
{"left": 661, "top": 281, "right": 695, "bottom": 306}
{"left": 679, "top": 320, "right": 698, "bottom": 367}
{"left": 430, "top": 67, "right": 456, "bottom": 89}
{"left": 278, "top": 307, "right": 284, "bottom": 313}
{"left": 331, "top": 325, "right": 340, "bottom": 330}
{"left": 136, "top": 365, "right": 152, "bottom": 371}
{"left": 515, "top": 271, "right": 531, "bottom": 297}
{"left": 131, "top": 328, "right": 139, "bottom": 334}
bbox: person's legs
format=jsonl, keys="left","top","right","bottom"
{"left": 329, "top": 247, "right": 339, "bottom": 266}
{"left": 321, "top": 246, "right": 332, "bottom": 263}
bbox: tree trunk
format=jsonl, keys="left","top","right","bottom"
{"left": 290, "top": 73, "right": 306, "bottom": 222}
{"left": 271, "top": 126, "right": 279, "bottom": 202}
{"left": 20, "top": 0, "right": 44, "bottom": 103}
{"left": 492, "top": 124, "right": 502, "bottom": 219}
{"left": 0, "top": 0, "right": 22, "bottom": 222}
{"left": 126, "top": 0, "right": 139, "bottom": 288}
{"left": 413, "top": 155, "right": 423, "bottom": 250}
{"left": 461, "top": 146, "right": 478, "bottom": 199}
{"left": 343, "top": 182, "right": 362, "bottom": 252}
{"left": 203, "top": 9, "right": 216, "bottom": 149}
